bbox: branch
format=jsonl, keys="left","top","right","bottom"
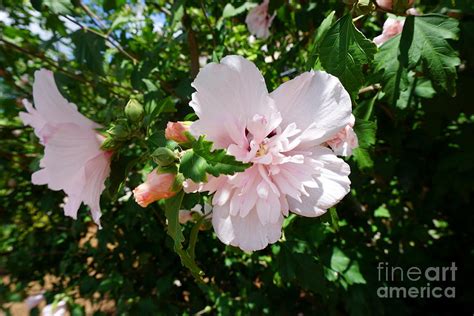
{"left": 0, "top": 38, "right": 132, "bottom": 99}
{"left": 78, "top": 1, "right": 139, "bottom": 64}
{"left": 358, "top": 83, "right": 381, "bottom": 95}
{"left": 199, "top": 1, "right": 217, "bottom": 48}
{"left": 182, "top": 10, "right": 200, "bottom": 78}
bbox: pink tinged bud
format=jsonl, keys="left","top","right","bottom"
{"left": 406, "top": 8, "right": 420, "bottom": 16}
{"left": 376, "top": 0, "right": 414, "bottom": 11}
{"left": 165, "top": 121, "right": 191, "bottom": 143}
{"left": 133, "top": 169, "right": 176, "bottom": 207}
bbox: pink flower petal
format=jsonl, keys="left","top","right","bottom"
{"left": 190, "top": 55, "right": 275, "bottom": 149}
{"left": 271, "top": 71, "right": 352, "bottom": 148}
{"left": 288, "top": 147, "right": 351, "bottom": 216}
{"left": 212, "top": 201, "right": 283, "bottom": 252}
{"left": 20, "top": 69, "right": 111, "bottom": 226}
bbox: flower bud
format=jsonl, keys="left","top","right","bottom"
{"left": 165, "top": 121, "right": 192, "bottom": 143}
{"left": 133, "top": 169, "right": 177, "bottom": 207}
{"left": 152, "top": 147, "right": 177, "bottom": 167}
{"left": 125, "top": 99, "right": 144, "bottom": 122}
{"left": 376, "top": 0, "right": 414, "bottom": 13}
{"left": 107, "top": 122, "right": 130, "bottom": 140}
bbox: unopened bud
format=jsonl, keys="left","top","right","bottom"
{"left": 165, "top": 121, "right": 193, "bottom": 143}
{"left": 125, "top": 99, "right": 144, "bottom": 122}
{"left": 152, "top": 147, "right": 177, "bottom": 166}
{"left": 107, "top": 122, "right": 129, "bottom": 140}
{"left": 376, "top": 0, "right": 414, "bottom": 13}
{"left": 133, "top": 169, "right": 177, "bottom": 207}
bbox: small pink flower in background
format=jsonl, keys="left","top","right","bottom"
{"left": 406, "top": 7, "right": 420, "bottom": 16}
{"left": 133, "top": 169, "right": 176, "bottom": 207}
{"left": 165, "top": 121, "right": 191, "bottom": 143}
{"left": 42, "top": 300, "right": 67, "bottom": 316}
{"left": 327, "top": 114, "right": 358, "bottom": 157}
{"left": 245, "top": 0, "right": 275, "bottom": 39}
{"left": 376, "top": 0, "right": 415, "bottom": 12}
{"left": 373, "top": 17, "right": 404, "bottom": 46}
{"left": 373, "top": 7, "right": 419, "bottom": 46}
{"left": 19, "top": 70, "right": 111, "bottom": 226}
{"left": 186, "top": 55, "right": 353, "bottom": 251}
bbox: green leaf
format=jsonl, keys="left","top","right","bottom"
{"left": 193, "top": 136, "right": 250, "bottom": 177}
{"left": 353, "top": 119, "right": 376, "bottom": 170}
{"left": 353, "top": 148, "right": 374, "bottom": 170}
{"left": 330, "top": 247, "right": 350, "bottom": 273}
{"left": 71, "top": 30, "right": 106, "bottom": 74}
{"left": 179, "top": 136, "right": 250, "bottom": 182}
{"left": 180, "top": 150, "right": 209, "bottom": 182}
{"left": 307, "top": 11, "right": 336, "bottom": 69}
{"left": 222, "top": 2, "right": 255, "bottom": 19}
{"left": 345, "top": 261, "right": 367, "bottom": 284}
{"left": 34, "top": 0, "right": 73, "bottom": 15}
{"left": 319, "top": 14, "right": 377, "bottom": 94}
{"left": 329, "top": 208, "right": 340, "bottom": 231}
{"left": 329, "top": 247, "right": 366, "bottom": 284}
{"left": 374, "top": 27, "right": 409, "bottom": 106}
{"left": 374, "top": 205, "right": 391, "bottom": 218}
{"left": 375, "top": 14, "right": 460, "bottom": 105}
{"left": 277, "top": 244, "right": 326, "bottom": 294}
{"left": 354, "top": 119, "right": 376, "bottom": 148}
{"left": 109, "top": 15, "right": 131, "bottom": 32}
{"left": 164, "top": 191, "right": 185, "bottom": 247}
{"left": 405, "top": 15, "right": 460, "bottom": 95}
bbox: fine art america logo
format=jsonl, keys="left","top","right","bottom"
{"left": 377, "top": 262, "right": 457, "bottom": 298}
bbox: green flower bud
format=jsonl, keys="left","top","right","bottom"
{"left": 107, "top": 122, "right": 129, "bottom": 140}
{"left": 125, "top": 99, "right": 144, "bottom": 122}
{"left": 152, "top": 147, "right": 178, "bottom": 166}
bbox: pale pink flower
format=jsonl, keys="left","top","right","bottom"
{"left": 406, "top": 8, "right": 420, "bottom": 16}
{"left": 374, "top": 8, "right": 420, "bottom": 46}
{"left": 133, "top": 169, "right": 176, "bottom": 207}
{"left": 19, "top": 70, "right": 111, "bottom": 226}
{"left": 245, "top": 0, "right": 275, "bottom": 39}
{"left": 327, "top": 114, "right": 358, "bottom": 156}
{"left": 165, "top": 121, "right": 191, "bottom": 143}
{"left": 373, "top": 17, "right": 404, "bottom": 46}
{"left": 186, "top": 55, "right": 352, "bottom": 251}
{"left": 376, "top": 0, "right": 415, "bottom": 11}
{"left": 42, "top": 300, "right": 67, "bottom": 316}
{"left": 25, "top": 293, "right": 45, "bottom": 310}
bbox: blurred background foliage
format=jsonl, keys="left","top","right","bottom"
{"left": 0, "top": 0, "right": 473, "bottom": 315}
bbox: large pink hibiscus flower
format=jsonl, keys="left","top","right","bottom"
{"left": 186, "top": 55, "right": 355, "bottom": 251}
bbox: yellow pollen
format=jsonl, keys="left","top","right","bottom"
{"left": 256, "top": 143, "right": 268, "bottom": 157}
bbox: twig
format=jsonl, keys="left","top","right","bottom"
{"left": 199, "top": 1, "right": 217, "bottom": 48}
{"left": 0, "top": 38, "right": 132, "bottom": 99}
{"left": 182, "top": 10, "right": 200, "bottom": 78}
{"left": 78, "top": 1, "right": 139, "bottom": 64}
{"left": 358, "top": 83, "right": 381, "bottom": 95}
